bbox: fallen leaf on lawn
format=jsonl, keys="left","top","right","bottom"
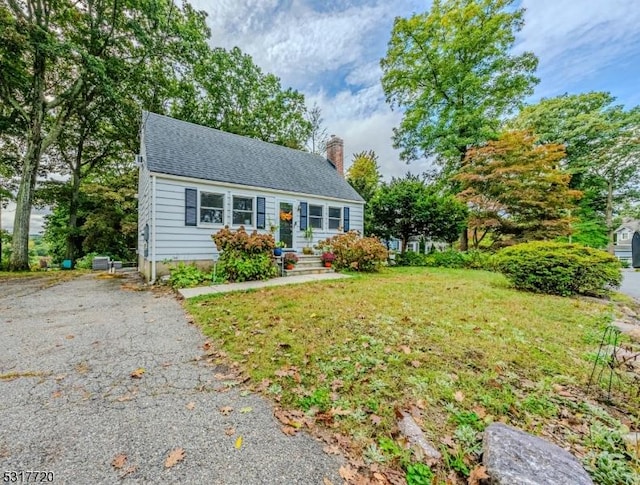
{"left": 441, "top": 435, "right": 456, "bottom": 448}
{"left": 111, "top": 453, "right": 127, "bottom": 469}
{"left": 329, "top": 407, "right": 351, "bottom": 417}
{"left": 339, "top": 465, "right": 357, "bottom": 481}
{"left": 164, "top": 448, "right": 185, "bottom": 468}
{"left": 454, "top": 391, "right": 465, "bottom": 402}
{"left": 186, "top": 402, "right": 195, "bottom": 410}
{"left": 255, "top": 378, "right": 271, "bottom": 392}
{"left": 203, "top": 341, "right": 212, "bottom": 351}
{"left": 219, "top": 406, "right": 233, "bottom": 416}
{"left": 119, "top": 466, "right": 136, "bottom": 478}
{"left": 400, "top": 345, "right": 411, "bottom": 354}
{"left": 468, "top": 465, "right": 489, "bottom": 485}
{"left": 130, "top": 368, "right": 145, "bottom": 379}
{"left": 370, "top": 414, "right": 382, "bottom": 426}
{"left": 472, "top": 406, "right": 487, "bottom": 419}
{"left": 234, "top": 436, "right": 243, "bottom": 449}
{"left": 65, "top": 335, "right": 74, "bottom": 340}
{"left": 225, "top": 427, "right": 235, "bottom": 436}
{"left": 411, "top": 360, "right": 421, "bottom": 368}
{"left": 373, "top": 472, "right": 386, "bottom": 481}
{"left": 239, "top": 406, "right": 252, "bottom": 413}
{"left": 281, "top": 425, "right": 297, "bottom": 436}
{"left": 323, "top": 444, "right": 341, "bottom": 455}
{"left": 51, "top": 391, "right": 62, "bottom": 398}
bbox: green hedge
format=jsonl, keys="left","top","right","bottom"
{"left": 395, "top": 249, "right": 493, "bottom": 270}
{"left": 492, "top": 241, "right": 622, "bottom": 297}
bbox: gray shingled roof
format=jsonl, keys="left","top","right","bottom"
{"left": 142, "top": 112, "right": 364, "bottom": 203}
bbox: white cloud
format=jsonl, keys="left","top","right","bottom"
{"left": 1, "top": 202, "right": 47, "bottom": 234}
{"left": 518, "top": 0, "right": 640, "bottom": 97}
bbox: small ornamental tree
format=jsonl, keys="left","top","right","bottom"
{"left": 455, "top": 130, "right": 582, "bottom": 246}
{"left": 212, "top": 226, "right": 277, "bottom": 282}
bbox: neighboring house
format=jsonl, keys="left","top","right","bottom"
{"left": 137, "top": 112, "right": 365, "bottom": 282}
{"left": 613, "top": 218, "right": 640, "bottom": 264}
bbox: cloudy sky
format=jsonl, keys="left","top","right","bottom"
{"left": 3, "top": 0, "right": 640, "bottom": 234}
{"left": 193, "top": 0, "right": 640, "bottom": 176}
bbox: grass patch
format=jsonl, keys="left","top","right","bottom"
{"left": 0, "top": 269, "right": 87, "bottom": 284}
{"left": 0, "top": 371, "right": 46, "bottom": 381}
{"left": 186, "top": 267, "right": 640, "bottom": 482}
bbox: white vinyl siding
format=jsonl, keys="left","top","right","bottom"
{"left": 149, "top": 176, "right": 363, "bottom": 263}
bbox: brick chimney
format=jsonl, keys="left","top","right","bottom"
{"left": 326, "top": 135, "right": 344, "bottom": 177}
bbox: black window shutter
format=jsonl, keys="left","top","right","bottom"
{"left": 343, "top": 207, "right": 350, "bottom": 231}
{"left": 299, "top": 202, "right": 308, "bottom": 230}
{"left": 256, "top": 197, "right": 266, "bottom": 229}
{"left": 185, "top": 188, "right": 197, "bottom": 226}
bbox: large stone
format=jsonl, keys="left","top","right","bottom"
{"left": 397, "top": 412, "right": 441, "bottom": 460}
{"left": 483, "top": 423, "right": 593, "bottom": 485}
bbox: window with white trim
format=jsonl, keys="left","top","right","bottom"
{"left": 232, "top": 196, "right": 254, "bottom": 226}
{"left": 200, "top": 192, "right": 224, "bottom": 224}
{"left": 328, "top": 206, "right": 342, "bottom": 230}
{"left": 620, "top": 231, "right": 630, "bottom": 241}
{"left": 309, "top": 204, "right": 323, "bottom": 229}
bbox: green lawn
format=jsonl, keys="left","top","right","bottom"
{"left": 185, "top": 267, "right": 639, "bottom": 483}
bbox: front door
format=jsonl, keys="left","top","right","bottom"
{"left": 278, "top": 202, "right": 294, "bottom": 249}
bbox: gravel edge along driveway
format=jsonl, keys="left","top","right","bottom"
{"left": 0, "top": 274, "right": 343, "bottom": 484}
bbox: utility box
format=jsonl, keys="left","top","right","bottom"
{"left": 92, "top": 256, "right": 110, "bottom": 271}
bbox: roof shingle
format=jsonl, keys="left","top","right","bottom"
{"left": 142, "top": 112, "right": 364, "bottom": 203}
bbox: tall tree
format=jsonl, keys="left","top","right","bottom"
{"left": 346, "top": 151, "right": 382, "bottom": 202}
{"left": 380, "top": 0, "right": 538, "bottom": 248}
{"left": 370, "top": 174, "right": 467, "bottom": 250}
{"left": 511, "top": 93, "right": 640, "bottom": 250}
{"left": 455, "top": 130, "right": 581, "bottom": 246}
{"left": 171, "top": 46, "right": 311, "bottom": 149}
{"left": 346, "top": 150, "right": 382, "bottom": 235}
{"left": 0, "top": 0, "right": 210, "bottom": 270}
{"left": 305, "top": 103, "right": 329, "bottom": 155}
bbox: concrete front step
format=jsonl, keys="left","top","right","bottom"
{"left": 284, "top": 267, "right": 334, "bottom": 277}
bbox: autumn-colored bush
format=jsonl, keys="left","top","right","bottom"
{"left": 493, "top": 241, "right": 621, "bottom": 297}
{"left": 212, "top": 226, "right": 277, "bottom": 282}
{"left": 317, "top": 231, "right": 387, "bottom": 272}
{"left": 212, "top": 226, "right": 275, "bottom": 254}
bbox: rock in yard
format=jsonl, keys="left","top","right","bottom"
{"left": 397, "top": 412, "right": 441, "bottom": 460}
{"left": 624, "top": 432, "right": 640, "bottom": 458}
{"left": 483, "top": 423, "right": 593, "bottom": 485}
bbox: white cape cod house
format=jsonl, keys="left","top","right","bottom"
{"left": 137, "top": 112, "right": 365, "bottom": 282}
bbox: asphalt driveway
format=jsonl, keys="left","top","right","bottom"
{"left": 0, "top": 274, "right": 342, "bottom": 484}
{"left": 620, "top": 269, "right": 640, "bottom": 300}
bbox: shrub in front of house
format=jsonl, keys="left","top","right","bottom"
{"left": 317, "top": 231, "right": 388, "bottom": 272}
{"left": 395, "top": 249, "right": 493, "bottom": 270}
{"left": 492, "top": 241, "right": 622, "bottom": 297}
{"left": 212, "top": 226, "right": 277, "bottom": 282}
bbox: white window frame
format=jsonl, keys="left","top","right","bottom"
{"left": 232, "top": 195, "right": 255, "bottom": 227}
{"left": 199, "top": 191, "right": 225, "bottom": 225}
{"left": 309, "top": 204, "right": 323, "bottom": 230}
{"left": 620, "top": 231, "right": 630, "bottom": 241}
{"left": 328, "top": 206, "right": 342, "bottom": 230}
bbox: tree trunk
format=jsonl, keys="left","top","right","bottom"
{"left": 9, "top": 33, "right": 47, "bottom": 271}
{"left": 606, "top": 179, "right": 614, "bottom": 254}
{"left": 457, "top": 147, "right": 469, "bottom": 251}
{"left": 65, "top": 142, "right": 84, "bottom": 263}
{"left": 10, "top": 149, "right": 40, "bottom": 271}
